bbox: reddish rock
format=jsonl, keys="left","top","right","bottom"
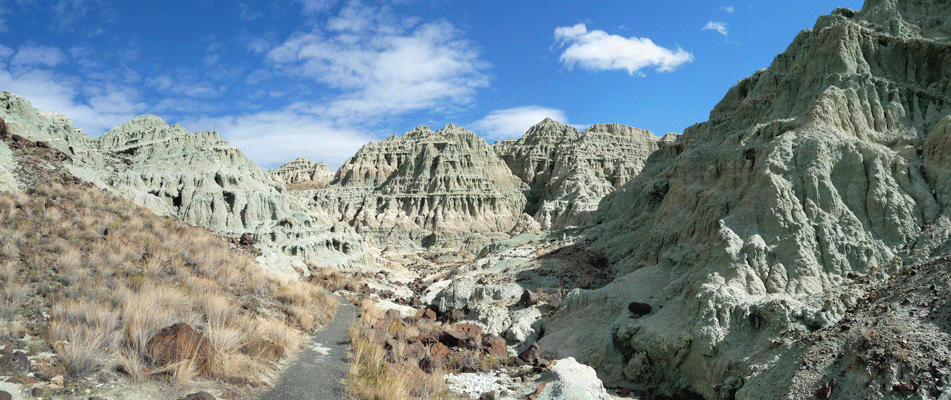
{"left": 481, "top": 334, "right": 507, "bottom": 358}
{"left": 417, "top": 307, "right": 437, "bottom": 320}
{"left": 455, "top": 323, "right": 483, "bottom": 338}
{"left": 518, "top": 342, "right": 542, "bottom": 365}
{"left": 239, "top": 233, "right": 254, "bottom": 247}
{"left": 535, "top": 358, "right": 552, "bottom": 371}
{"left": 520, "top": 289, "right": 539, "bottom": 306}
{"left": 430, "top": 342, "right": 451, "bottom": 360}
{"left": 5, "top": 375, "right": 38, "bottom": 384}
{"left": 439, "top": 329, "right": 468, "bottom": 348}
{"left": 442, "top": 309, "right": 464, "bottom": 324}
{"left": 418, "top": 355, "right": 443, "bottom": 374}
{"left": 893, "top": 380, "right": 918, "bottom": 394}
{"left": 817, "top": 378, "right": 836, "bottom": 399}
{"left": 0, "top": 351, "right": 29, "bottom": 375}
{"left": 404, "top": 342, "right": 427, "bottom": 361}
{"left": 628, "top": 301, "right": 652, "bottom": 316}
{"left": 384, "top": 309, "right": 402, "bottom": 322}
{"left": 145, "top": 323, "right": 216, "bottom": 374}
{"left": 178, "top": 392, "right": 216, "bottom": 400}
{"left": 529, "top": 381, "right": 547, "bottom": 400}
{"left": 0, "top": 390, "right": 11, "bottom": 400}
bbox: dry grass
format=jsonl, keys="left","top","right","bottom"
{"left": 0, "top": 172, "right": 339, "bottom": 394}
{"left": 346, "top": 300, "right": 452, "bottom": 400}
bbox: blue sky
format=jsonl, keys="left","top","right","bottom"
{"left": 0, "top": 0, "right": 864, "bottom": 169}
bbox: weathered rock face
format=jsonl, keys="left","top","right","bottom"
{"left": 91, "top": 115, "right": 374, "bottom": 269}
{"left": 494, "top": 118, "right": 665, "bottom": 230}
{"left": 315, "top": 124, "right": 528, "bottom": 250}
{"left": 541, "top": 1, "right": 951, "bottom": 398}
{"left": 269, "top": 157, "right": 334, "bottom": 189}
{"left": 0, "top": 92, "right": 92, "bottom": 157}
{"left": 0, "top": 97, "right": 374, "bottom": 270}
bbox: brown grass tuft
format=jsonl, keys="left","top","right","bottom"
{"left": 0, "top": 156, "right": 339, "bottom": 395}
{"left": 346, "top": 301, "right": 452, "bottom": 400}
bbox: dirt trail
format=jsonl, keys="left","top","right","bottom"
{"left": 259, "top": 298, "right": 358, "bottom": 400}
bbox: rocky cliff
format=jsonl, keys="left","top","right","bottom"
{"left": 314, "top": 124, "right": 528, "bottom": 250}
{"left": 0, "top": 96, "right": 374, "bottom": 271}
{"left": 495, "top": 118, "right": 668, "bottom": 230}
{"left": 269, "top": 157, "right": 334, "bottom": 189}
{"left": 539, "top": 0, "right": 951, "bottom": 398}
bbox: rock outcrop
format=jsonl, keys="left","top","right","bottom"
{"left": 0, "top": 95, "right": 374, "bottom": 271}
{"left": 91, "top": 115, "right": 374, "bottom": 269}
{"left": 540, "top": 0, "right": 951, "bottom": 398}
{"left": 494, "top": 118, "right": 667, "bottom": 230}
{"left": 269, "top": 157, "right": 334, "bottom": 189}
{"left": 314, "top": 124, "right": 527, "bottom": 250}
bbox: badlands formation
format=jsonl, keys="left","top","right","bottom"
{"left": 1, "top": 0, "right": 950, "bottom": 398}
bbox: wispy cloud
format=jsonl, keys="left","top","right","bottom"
{"left": 0, "top": 67, "right": 146, "bottom": 135}
{"left": 722, "top": 6, "right": 734, "bottom": 13}
{"left": 238, "top": 3, "right": 263, "bottom": 21}
{"left": 183, "top": 111, "right": 373, "bottom": 169}
{"left": 11, "top": 46, "right": 66, "bottom": 67}
{"left": 703, "top": 21, "right": 728, "bottom": 36}
{"left": 553, "top": 23, "right": 693, "bottom": 76}
{"left": 298, "top": 0, "right": 338, "bottom": 15}
{"left": 268, "top": 3, "right": 489, "bottom": 122}
{"left": 471, "top": 106, "right": 569, "bottom": 142}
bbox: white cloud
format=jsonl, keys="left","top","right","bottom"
{"left": 703, "top": 21, "right": 728, "bottom": 36}
{"left": 554, "top": 23, "right": 693, "bottom": 75}
{"left": 246, "top": 37, "right": 272, "bottom": 54}
{"left": 722, "top": 6, "right": 734, "bottom": 13}
{"left": 267, "top": 3, "right": 489, "bottom": 122}
{"left": 298, "top": 0, "right": 338, "bottom": 15}
{"left": 238, "top": 3, "right": 263, "bottom": 21}
{"left": 0, "top": 67, "right": 146, "bottom": 135}
{"left": 147, "top": 74, "right": 219, "bottom": 98}
{"left": 183, "top": 111, "right": 373, "bottom": 170}
{"left": 0, "top": 45, "right": 13, "bottom": 58}
{"left": 471, "top": 106, "right": 570, "bottom": 142}
{"left": 11, "top": 46, "right": 66, "bottom": 67}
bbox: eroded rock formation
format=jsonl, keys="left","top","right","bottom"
{"left": 269, "top": 157, "right": 334, "bottom": 189}
{"left": 495, "top": 118, "right": 669, "bottom": 229}
{"left": 540, "top": 0, "right": 951, "bottom": 398}
{"left": 0, "top": 97, "right": 374, "bottom": 270}
{"left": 314, "top": 124, "right": 528, "bottom": 250}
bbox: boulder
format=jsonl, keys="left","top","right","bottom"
{"left": 482, "top": 334, "right": 508, "bottom": 358}
{"left": 518, "top": 342, "right": 542, "bottom": 365}
{"left": 535, "top": 357, "right": 613, "bottom": 400}
{"left": 506, "top": 307, "right": 543, "bottom": 344}
{"left": 418, "top": 355, "right": 443, "bottom": 374}
{"left": 178, "top": 392, "right": 216, "bottom": 400}
{"left": 144, "top": 323, "right": 215, "bottom": 374}
{"left": 520, "top": 289, "right": 539, "bottom": 306}
{"left": 0, "top": 351, "right": 29, "bottom": 376}
{"left": 436, "top": 278, "right": 476, "bottom": 314}
{"left": 627, "top": 301, "right": 652, "bottom": 316}
{"left": 466, "top": 303, "right": 512, "bottom": 336}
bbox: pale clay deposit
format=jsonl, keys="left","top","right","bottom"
{"left": 2, "top": 0, "right": 951, "bottom": 399}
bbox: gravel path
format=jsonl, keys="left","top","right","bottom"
{"left": 258, "top": 298, "right": 358, "bottom": 400}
